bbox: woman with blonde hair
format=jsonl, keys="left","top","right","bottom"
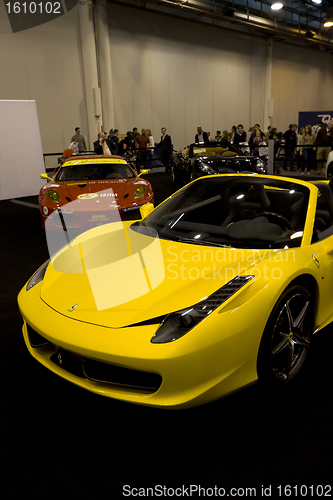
{"left": 299, "top": 125, "right": 315, "bottom": 175}
{"left": 146, "top": 128, "right": 155, "bottom": 164}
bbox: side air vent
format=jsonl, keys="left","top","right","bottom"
{"left": 27, "top": 324, "right": 50, "bottom": 348}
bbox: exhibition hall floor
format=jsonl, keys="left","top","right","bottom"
{"left": 1, "top": 172, "right": 332, "bottom": 499}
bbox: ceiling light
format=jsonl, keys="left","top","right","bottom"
{"left": 311, "top": 0, "right": 322, "bottom": 4}
{"left": 271, "top": 2, "right": 283, "bottom": 11}
{"left": 324, "top": 20, "right": 333, "bottom": 27}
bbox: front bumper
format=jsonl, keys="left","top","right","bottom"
{"left": 18, "top": 281, "right": 265, "bottom": 408}
{"left": 40, "top": 197, "right": 154, "bottom": 230}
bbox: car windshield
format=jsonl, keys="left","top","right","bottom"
{"left": 190, "top": 142, "right": 241, "bottom": 158}
{"left": 56, "top": 163, "right": 136, "bottom": 181}
{"left": 132, "top": 176, "right": 310, "bottom": 249}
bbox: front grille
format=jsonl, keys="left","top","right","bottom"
{"left": 50, "top": 349, "right": 83, "bottom": 378}
{"left": 121, "top": 208, "right": 141, "bottom": 221}
{"left": 50, "top": 348, "right": 162, "bottom": 394}
{"left": 27, "top": 324, "right": 50, "bottom": 348}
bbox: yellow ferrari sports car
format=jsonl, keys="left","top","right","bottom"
{"left": 18, "top": 174, "right": 333, "bottom": 408}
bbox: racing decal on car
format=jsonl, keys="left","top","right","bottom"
{"left": 66, "top": 181, "right": 120, "bottom": 186}
{"left": 67, "top": 182, "right": 88, "bottom": 186}
{"left": 43, "top": 206, "right": 48, "bottom": 216}
{"left": 89, "top": 215, "right": 110, "bottom": 222}
{"left": 63, "top": 158, "right": 127, "bottom": 167}
{"left": 77, "top": 193, "right": 98, "bottom": 200}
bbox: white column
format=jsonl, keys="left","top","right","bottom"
{"left": 267, "top": 139, "right": 274, "bottom": 175}
{"left": 263, "top": 39, "right": 273, "bottom": 132}
{"left": 78, "top": 1, "right": 103, "bottom": 149}
{"left": 95, "top": 0, "right": 115, "bottom": 133}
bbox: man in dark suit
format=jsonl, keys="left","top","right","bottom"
{"left": 159, "top": 127, "right": 172, "bottom": 172}
{"left": 195, "top": 126, "right": 208, "bottom": 143}
{"left": 283, "top": 124, "right": 298, "bottom": 171}
{"left": 93, "top": 132, "right": 116, "bottom": 155}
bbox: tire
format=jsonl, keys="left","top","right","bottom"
{"left": 326, "top": 162, "right": 333, "bottom": 180}
{"left": 257, "top": 284, "right": 314, "bottom": 384}
{"left": 170, "top": 161, "right": 179, "bottom": 184}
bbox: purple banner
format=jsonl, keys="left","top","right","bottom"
{"left": 298, "top": 111, "right": 333, "bottom": 130}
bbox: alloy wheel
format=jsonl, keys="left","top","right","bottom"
{"left": 270, "top": 292, "right": 311, "bottom": 381}
{"left": 258, "top": 285, "right": 313, "bottom": 384}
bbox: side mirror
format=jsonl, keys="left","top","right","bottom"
{"left": 138, "top": 169, "right": 149, "bottom": 176}
{"left": 140, "top": 202, "right": 154, "bottom": 219}
{"left": 40, "top": 173, "right": 53, "bottom": 182}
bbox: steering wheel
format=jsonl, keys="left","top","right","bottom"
{"left": 256, "top": 212, "right": 294, "bottom": 231}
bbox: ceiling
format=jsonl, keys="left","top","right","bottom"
{"left": 109, "top": 0, "right": 333, "bottom": 52}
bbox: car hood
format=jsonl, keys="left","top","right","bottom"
{"left": 200, "top": 154, "right": 257, "bottom": 161}
{"left": 40, "top": 222, "right": 270, "bottom": 328}
{"left": 61, "top": 178, "right": 136, "bottom": 204}
{"left": 199, "top": 155, "right": 257, "bottom": 170}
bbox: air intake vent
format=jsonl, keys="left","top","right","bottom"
{"left": 27, "top": 324, "right": 50, "bottom": 348}
{"left": 50, "top": 348, "right": 162, "bottom": 394}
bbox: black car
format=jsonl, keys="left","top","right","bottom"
{"left": 171, "top": 141, "right": 267, "bottom": 184}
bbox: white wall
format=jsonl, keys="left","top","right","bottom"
{"left": 271, "top": 43, "right": 333, "bottom": 132}
{"left": 106, "top": 4, "right": 333, "bottom": 149}
{"left": 107, "top": 5, "right": 267, "bottom": 150}
{"left": 0, "top": 3, "right": 88, "bottom": 168}
{"left": 1, "top": 1, "right": 333, "bottom": 158}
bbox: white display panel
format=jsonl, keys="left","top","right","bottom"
{"left": 0, "top": 100, "right": 45, "bottom": 200}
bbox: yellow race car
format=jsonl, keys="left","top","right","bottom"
{"left": 17, "top": 174, "right": 333, "bottom": 408}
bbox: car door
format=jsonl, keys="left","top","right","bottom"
{"left": 310, "top": 228, "right": 333, "bottom": 328}
{"left": 308, "top": 183, "right": 333, "bottom": 327}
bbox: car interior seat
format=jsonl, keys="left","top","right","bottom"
{"left": 105, "top": 173, "right": 123, "bottom": 179}
{"left": 313, "top": 183, "right": 333, "bottom": 231}
{"left": 222, "top": 182, "right": 271, "bottom": 226}
{"left": 89, "top": 172, "right": 100, "bottom": 179}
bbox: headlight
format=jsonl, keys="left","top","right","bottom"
{"left": 134, "top": 186, "right": 147, "bottom": 199}
{"left": 46, "top": 190, "right": 61, "bottom": 203}
{"left": 26, "top": 260, "right": 50, "bottom": 291}
{"left": 197, "top": 161, "right": 215, "bottom": 175}
{"left": 256, "top": 159, "right": 267, "bottom": 173}
{"left": 151, "top": 275, "right": 254, "bottom": 343}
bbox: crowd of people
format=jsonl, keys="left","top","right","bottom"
{"left": 68, "top": 120, "right": 333, "bottom": 175}
{"left": 84, "top": 127, "right": 172, "bottom": 172}
{"left": 209, "top": 121, "right": 333, "bottom": 175}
